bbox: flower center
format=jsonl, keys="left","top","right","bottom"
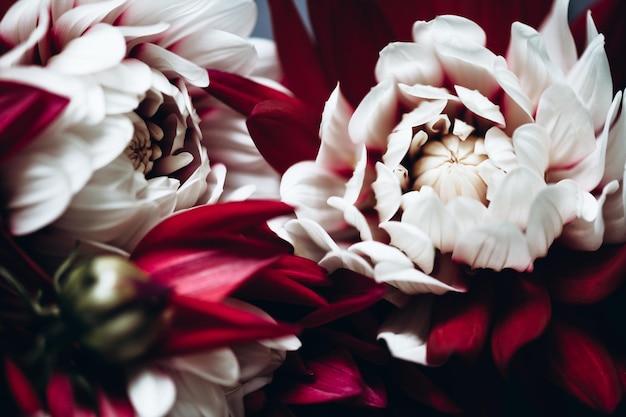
{"left": 125, "top": 87, "right": 194, "bottom": 179}
{"left": 411, "top": 132, "right": 488, "bottom": 203}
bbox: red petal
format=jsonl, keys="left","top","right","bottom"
{"left": 4, "top": 358, "right": 42, "bottom": 415}
{"left": 540, "top": 244, "right": 626, "bottom": 304}
{"left": 311, "top": 327, "right": 389, "bottom": 366}
{"left": 390, "top": 360, "right": 463, "bottom": 414}
{"left": 426, "top": 278, "right": 493, "bottom": 365}
{"left": 279, "top": 346, "right": 364, "bottom": 404}
{"left": 161, "top": 293, "right": 298, "bottom": 355}
{"left": 572, "top": 0, "right": 626, "bottom": 91}
{"left": 97, "top": 390, "right": 134, "bottom": 417}
{"left": 266, "top": 253, "right": 333, "bottom": 286}
{"left": 0, "top": 81, "right": 69, "bottom": 163}
{"left": 267, "top": 0, "right": 332, "bottom": 110}
{"left": 307, "top": 0, "right": 394, "bottom": 108}
{"left": 132, "top": 200, "right": 294, "bottom": 256}
{"left": 238, "top": 265, "right": 329, "bottom": 307}
{"left": 0, "top": 222, "right": 51, "bottom": 291}
{"left": 205, "top": 69, "right": 301, "bottom": 116}
{"left": 543, "top": 317, "right": 622, "bottom": 413}
{"left": 491, "top": 274, "right": 551, "bottom": 374}
{"left": 297, "top": 269, "right": 386, "bottom": 328}
{"left": 46, "top": 372, "right": 85, "bottom": 417}
{"left": 247, "top": 99, "right": 321, "bottom": 174}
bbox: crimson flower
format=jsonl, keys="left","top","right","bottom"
{"left": 206, "top": 0, "right": 626, "bottom": 415}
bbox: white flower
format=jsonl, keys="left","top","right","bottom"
{"left": 279, "top": 0, "right": 626, "bottom": 295}
{"left": 0, "top": 0, "right": 280, "bottom": 255}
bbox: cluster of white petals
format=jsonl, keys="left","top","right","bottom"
{"left": 0, "top": 0, "right": 280, "bottom": 256}
{"left": 280, "top": 0, "right": 626, "bottom": 301}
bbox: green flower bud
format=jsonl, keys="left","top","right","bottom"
{"left": 57, "top": 255, "right": 172, "bottom": 363}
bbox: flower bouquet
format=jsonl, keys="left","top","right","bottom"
{"left": 0, "top": 0, "right": 625, "bottom": 416}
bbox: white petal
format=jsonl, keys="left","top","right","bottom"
{"left": 90, "top": 58, "right": 152, "bottom": 114}
{"left": 413, "top": 15, "right": 486, "bottom": 47}
{"left": 283, "top": 218, "right": 340, "bottom": 262}
{"left": 249, "top": 38, "right": 282, "bottom": 81}
{"left": 536, "top": 83, "right": 596, "bottom": 169}
{"left": 380, "top": 221, "right": 435, "bottom": 274}
{"left": 378, "top": 297, "right": 434, "bottom": 365}
{"left": 51, "top": 0, "right": 126, "bottom": 46}
{"left": 169, "top": 349, "right": 239, "bottom": 386}
{"left": 506, "top": 22, "right": 563, "bottom": 106}
{"left": 374, "top": 262, "right": 459, "bottom": 295}
{"left": 452, "top": 222, "right": 534, "bottom": 272}
{"left": 128, "top": 367, "right": 176, "bottom": 417}
{"left": 401, "top": 188, "right": 457, "bottom": 253}
{"left": 455, "top": 85, "right": 505, "bottom": 126}
{"left": 487, "top": 166, "right": 546, "bottom": 228}
{"left": 375, "top": 42, "right": 443, "bottom": 86}
{"left": 349, "top": 79, "right": 398, "bottom": 150}
{"left": 526, "top": 179, "right": 582, "bottom": 258}
{"left": 171, "top": 28, "right": 257, "bottom": 76}
{"left": 512, "top": 123, "right": 551, "bottom": 177}
{"left": 446, "top": 196, "right": 488, "bottom": 233}
{"left": 561, "top": 181, "right": 618, "bottom": 251}
{"left": 493, "top": 56, "right": 534, "bottom": 132}
{"left": 205, "top": 163, "right": 226, "bottom": 204}
{"left": 342, "top": 144, "right": 368, "bottom": 205}
{"left": 317, "top": 85, "right": 358, "bottom": 171}
{"left": 398, "top": 83, "right": 458, "bottom": 102}
{"left": 327, "top": 196, "right": 373, "bottom": 241}
{"left": 566, "top": 34, "right": 613, "bottom": 132}
{"left": 0, "top": 7, "right": 48, "bottom": 68}
{"left": 47, "top": 23, "right": 126, "bottom": 75}
{"left": 484, "top": 126, "right": 517, "bottom": 171}
{"left": 349, "top": 240, "right": 414, "bottom": 268}
{"left": 539, "top": 0, "right": 578, "bottom": 73}
{"left": 603, "top": 91, "right": 626, "bottom": 185}
{"left": 168, "top": 371, "right": 228, "bottom": 417}
{"left": 372, "top": 162, "right": 402, "bottom": 223}
{"left": 319, "top": 249, "right": 375, "bottom": 277}
{"left": 603, "top": 177, "right": 626, "bottom": 243}
{"left": 134, "top": 43, "right": 209, "bottom": 87}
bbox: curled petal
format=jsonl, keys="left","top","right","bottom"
{"left": 283, "top": 218, "right": 341, "bottom": 262}
{"left": 539, "top": 0, "right": 578, "bottom": 73}
{"left": 603, "top": 91, "right": 626, "bottom": 186}
{"left": 453, "top": 222, "right": 534, "bottom": 272}
{"left": 507, "top": 22, "right": 563, "bottom": 106}
{"left": 133, "top": 43, "right": 209, "bottom": 87}
{"left": 493, "top": 56, "right": 534, "bottom": 131}
{"left": 348, "top": 79, "right": 398, "bottom": 150}
{"left": 413, "top": 15, "right": 486, "bottom": 48}
{"left": 455, "top": 85, "right": 505, "bottom": 126}
{"left": 380, "top": 221, "right": 435, "bottom": 274}
{"left": 526, "top": 179, "right": 582, "bottom": 259}
{"left": 169, "top": 348, "right": 239, "bottom": 386}
{"left": 374, "top": 261, "right": 460, "bottom": 295}
{"left": 372, "top": 162, "right": 402, "bottom": 223}
{"left": 487, "top": 166, "right": 546, "bottom": 229}
{"left": 378, "top": 296, "right": 433, "bottom": 365}
{"left": 327, "top": 196, "right": 374, "bottom": 241}
{"left": 47, "top": 23, "right": 126, "bottom": 75}
{"left": 512, "top": 123, "right": 551, "bottom": 177}
{"left": 319, "top": 249, "right": 374, "bottom": 277}
{"left": 317, "top": 85, "right": 358, "bottom": 172}
{"left": 484, "top": 126, "right": 517, "bottom": 172}
{"left": 536, "top": 83, "right": 596, "bottom": 170}
{"left": 375, "top": 42, "right": 443, "bottom": 86}
{"left": 436, "top": 39, "right": 498, "bottom": 97}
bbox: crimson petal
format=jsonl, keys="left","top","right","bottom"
{"left": 162, "top": 293, "right": 298, "bottom": 356}
{"left": 390, "top": 360, "right": 463, "bottom": 415}
{"left": 97, "top": 390, "right": 135, "bottom": 417}
{"left": 4, "top": 358, "right": 41, "bottom": 415}
{"left": 269, "top": 255, "right": 333, "bottom": 286}
{"left": 307, "top": 0, "right": 394, "bottom": 108}
{"left": 205, "top": 69, "right": 301, "bottom": 116}
{"left": 267, "top": 0, "right": 332, "bottom": 110}
{"left": 247, "top": 99, "right": 321, "bottom": 174}
{"left": 540, "top": 244, "right": 626, "bottom": 304}
{"left": 542, "top": 317, "right": 622, "bottom": 413}
{"left": 132, "top": 201, "right": 294, "bottom": 256}
{"left": 279, "top": 346, "right": 364, "bottom": 404}
{"left": 297, "top": 269, "right": 386, "bottom": 328}
{"left": 426, "top": 278, "right": 494, "bottom": 365}
{"left": 0, "top": 81, "right": 69, "bottom": 163}
{"left": 491, "top": 274, "right": 551, "bottom": 374}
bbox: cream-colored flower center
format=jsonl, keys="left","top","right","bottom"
{"left": 126, "top": 113, "right": 164, "bottom": 175}
{"left": 411, "top": 133, "right": 488, "bottom": 203}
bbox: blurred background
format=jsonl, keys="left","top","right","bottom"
{"left": 251, "top": 0, "right": 600, "bottom": 39}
